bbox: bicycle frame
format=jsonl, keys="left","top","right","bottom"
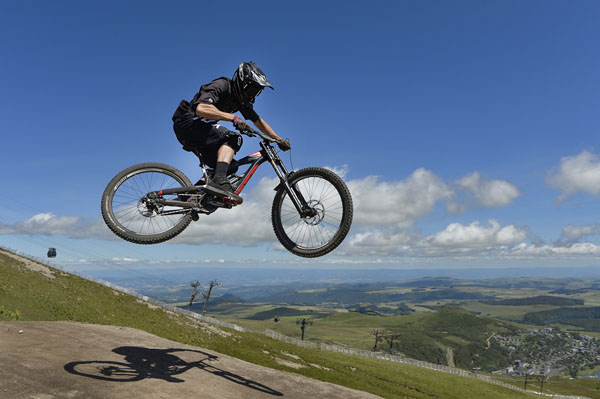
{"left": 148, "top": 130, "right": 314, "bottom": 218}
{"left": 230, "top": 140, "right": 313, "bottom": 216}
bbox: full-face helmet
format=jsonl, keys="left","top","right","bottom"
{"left": 232, "top": 61, "right": 273, "bottom": 106}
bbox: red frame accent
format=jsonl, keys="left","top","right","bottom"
{"left": 236, "top": 164, "right": 260, "bottom": 194}
{"left": 235, "top": 150, "right": 267, "bottom": 194}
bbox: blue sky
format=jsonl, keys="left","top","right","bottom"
{"left": 1, "top": 1, "right": 600, "bottom": 273}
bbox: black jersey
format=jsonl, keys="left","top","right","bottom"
{"left": 190, "top": 77, "right": 260, "bottom": 122}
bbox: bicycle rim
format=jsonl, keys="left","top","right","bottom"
{"left": 277, "top": 175, "right": 345, "bottom": 251}
{"left": 109, "top": 168, "right": 189, "bottom": 237}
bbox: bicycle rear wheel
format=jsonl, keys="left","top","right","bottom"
{"left": 271, "top": 167, "right": 353, "bottom": 258}
{"left": 101, "top": 163, "right": 193, "bottom": 244}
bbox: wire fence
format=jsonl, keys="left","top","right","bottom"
{"left": 2, "top": 248, "right": 590, "bottom": 399}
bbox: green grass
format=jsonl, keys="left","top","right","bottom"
{"left": 0, "top": 305, "right": 20, "bottom": 320}
{"left": 495, "top": 374, "right": 600, "bottom": 398}
{"left": 0, "top": 249, "right": 572, "bottom": 399}
{"left": 219, "top": 305, "right": 517, "bottom": 368}
{"left": 459, "top": 300, "right": 561, "bottom": 320}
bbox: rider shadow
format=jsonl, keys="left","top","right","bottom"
{"left": 64, "top": 346, "right": 283, "bottom": 396}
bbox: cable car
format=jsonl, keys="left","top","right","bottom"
{"left": 47, "top": 248, "right": 57, "bottom": 258}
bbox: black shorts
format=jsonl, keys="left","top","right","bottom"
{"left": 173, "top": 118, "right": 243, "bottom": 168}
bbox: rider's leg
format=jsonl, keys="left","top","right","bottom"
{"left": 213, "top": 129, "right": 242, "bottom": 180}
{"left": 217, "top": 144, "right": 235, "bottom": 163}
{"left": 213, "top": 144, "right": 234, "bottom": 181}
{"left": 203, "top": 128, "right": 244, "bottom": 202}
{"left": 205, "top": 143, "right": 243, "bottom": 203}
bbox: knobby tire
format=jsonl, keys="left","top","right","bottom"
{"left": 101, "top": 163, "right": 193, "bottom": 244}
{"left": 271, "top": 167, "right": 353, "bottom": 258}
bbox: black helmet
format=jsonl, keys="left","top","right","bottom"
{"left": 232, "top": 61, "right": 274, "bottom": 106}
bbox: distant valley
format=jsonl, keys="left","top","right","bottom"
{"left": 156, "top": 275, "right": 600, "bottom": 379}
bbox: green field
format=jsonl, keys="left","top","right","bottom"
{"left": 181, "top": 276, "right": 600, "bottom": 398}
{"left": 214, "top": 304, "right": 518, "bottom": 370}
{"left": 459, "top": 301, "right": 562, "bottom": 320}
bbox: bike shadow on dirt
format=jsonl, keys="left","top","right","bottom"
{"left": 64, "top": 346, "right": 283, "bottom": 396}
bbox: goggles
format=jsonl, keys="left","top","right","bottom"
{"left": 243, "top": 82, "right": 264, "bottom": 101}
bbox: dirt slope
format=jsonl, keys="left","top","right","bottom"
{"left": 0, "top": 321, "right": 381, "bottom": 399}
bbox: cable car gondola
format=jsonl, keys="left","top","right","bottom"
{"left": 47, "top": 248, "right": 56, "bottom": 258}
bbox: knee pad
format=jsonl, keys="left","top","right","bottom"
{"left": 223, "top": 131, "right": 243, "bottom": 153}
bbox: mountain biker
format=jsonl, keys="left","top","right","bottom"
{"left": 172, "top": 62, "right": 291, "bottom": 203}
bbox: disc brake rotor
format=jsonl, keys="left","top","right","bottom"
{"left": 303, "top": 200, "right": 325, "bottom": 225}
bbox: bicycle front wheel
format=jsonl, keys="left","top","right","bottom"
{"left": 101, "top": 163, "right": 193, "bottom": 244}
{"left": 271, "top": 167, "right": 353, "bottom": 258}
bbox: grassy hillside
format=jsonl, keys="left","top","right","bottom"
{"left": 213, "top": 303, "right": 516, "bottom": 370}
{"left": 524, "top": 306, "right": 600, "bottom": 331}
{"left": 0, "top": 249, "right": 559, "bottom": 398}
{"left": 384, "top": 307, "right": 517, "bottom": 371}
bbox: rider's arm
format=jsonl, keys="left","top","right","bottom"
{"left": 254, "top": 118, "right": 284, "bottom": 142}
{"left": 195, "top": 103, "right": 236, "bottom": 122}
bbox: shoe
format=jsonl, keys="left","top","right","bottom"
{"left": 205, "top": 177, "right": 243, "bottom": 204}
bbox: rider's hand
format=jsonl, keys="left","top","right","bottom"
{"left": 277, "top": 139, "right": 291, "bottom": 151}
{"left": 232, "top": 116, "right": 250, "bottom": 131}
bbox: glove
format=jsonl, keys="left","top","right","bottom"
{"left": 232, "top": 116, "right": 250, "bottom": 131}
{"left": 277, "top": 139, "right": 291, "bottom": 151}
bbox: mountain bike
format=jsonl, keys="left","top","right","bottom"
{"left": 101, "top": 126, "right": 353, "bottom": 258}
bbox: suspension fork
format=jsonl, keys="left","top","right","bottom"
{"left": 262, "top": 142, "right": 313, "bottom": 217}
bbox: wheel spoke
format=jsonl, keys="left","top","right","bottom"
{"left": 277, "top": 173, "right": 348, "bottom": 251}
{"left": 109, "top": 170, "right": 188, "bottom": 236}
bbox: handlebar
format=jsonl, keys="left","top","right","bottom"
{"left": 236, "top": 125, "right": 277, "bottom": 143}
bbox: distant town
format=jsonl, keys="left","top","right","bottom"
{"left": 493, "top": 328, "right": 600, "bottom": 378}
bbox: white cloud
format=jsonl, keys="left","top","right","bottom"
{"left": 562, "top": 224, "right": 600, "bottom": 241}
{"left": 348, "top": 168, "right": 453, "bottom": 228}
{"left": 3, "top": 212, "right": 113, "bottom": 239}
{"left": 111, "top": 257, "right": 139, "bottom": 263}
{"left": 509, "top": 242, "right": 600, "bottom": 257}
{"left": 16, "top": 213, "right": 80, "bottom": 234}
{"left": 453, "top": 172, "right": 520, "bottom": 209}
{"left": 174, "top": 176, "right": 277, "bottom": 246}
{"left": 341, "top": 229, "right": 419, "bottom": 256}
{"left": 325, "top": 164, "right": 349, "bottom": 179}
{"left": 174, "top": 200, "right": 273, "bottom": 246}
{"left": 547, "top": 150, "right": 600, "bottom": 202}
{"left": 425, "top": 219, "right": 527, "bottom": 248}
{"left": 348, "top": 169, "right": 519, "bottom": 229}
{"left": 339, "top": 219, "right": 528, "bottom": 257}
{"left": 339, "top": 219, "right": 600, "bottom": 259}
